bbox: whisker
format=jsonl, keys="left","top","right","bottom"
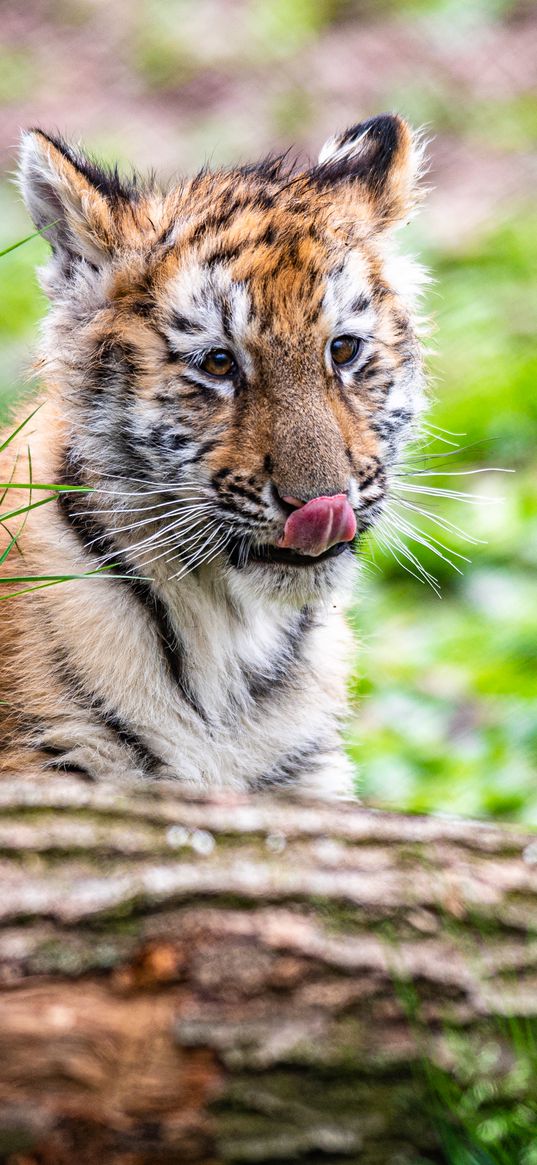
{"left": 170, "top": 523, "right": 228, "bottom": 580}
{"left": 133, "top": 527, "right": 210, "bottom": 570}
{"left": 383, "top": 510, "right": 467, "bottom": 573}
{"left": 367, "top": 418, "right": 508, "bottom": 596}
{"left": 90, "top": 483, "right": 210, "bottom": 499}
{"left": 395, "top": 497, "right": 485, "bottom": 545}
{"left": 72, "top": 494, "right": 210, "bottom": 518}
{"left": 238, "top": 533, "right": 250, "bottom": 570}
{"left": 397, "top": 467, "right": 513, "bottom": 479}
{"left": 400, "top": 437, "right": 500, "bottom": 466}
{"left": 138, "top": 515, "right": 218, "bottom": 556}
{"left": 200, "top": 531, "right": 234, "bottom": 570}
{"left": 81, "top": 502, "right": 215, "bottom": 542}
{"left": 91, "top": 469, "right": 210, "bottom": 488}
{"left": 116, "top": 518, "right": 213, "bottom": 565}
{"left": 421, "top": 422, "right": 466, "bottom": 437}
{"left": 89, "top": 504, "right": 216, "bottom": 562}
{"left": 418, "top": 433, "right": 461, "bottom": 450}
{"left": 374, "top": 523, "right": 441, "bottom": 595}
{"left": 395, "top": 482, "right": 497, "bottom": 503}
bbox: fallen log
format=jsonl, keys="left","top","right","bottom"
{"left": 0, "top": 775, "right": 536, "bottom": 1164}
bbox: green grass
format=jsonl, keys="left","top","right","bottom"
{"left": 395, "top": 973, "right": 537, "bottom": 1164}
{"left": 422, "top": 1019, "right": 537, "bottom": 1164}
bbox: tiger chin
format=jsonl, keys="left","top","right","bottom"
{"left": 0, "top": 115, "right": 427, "bottom": 797}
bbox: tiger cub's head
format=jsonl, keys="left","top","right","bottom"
{"left": 20, "top": 116, "right": 427, "bottom": 604}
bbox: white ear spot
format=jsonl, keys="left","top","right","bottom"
{"left": 315, "top": 114, "right": 429, "bottom": 231}
{"left": 318, "top": 126, "right": 372, "bottom": 167}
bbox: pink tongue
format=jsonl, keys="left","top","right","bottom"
{"left": 279, "top": 494, "right": 357, "bottom": 557}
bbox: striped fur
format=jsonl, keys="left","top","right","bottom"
{"left": 0, "top": 116, "right": 427, "bottom": 796}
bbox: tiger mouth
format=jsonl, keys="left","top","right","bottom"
{"left": 245, "top": 541, "right": 352, "bottom": 568}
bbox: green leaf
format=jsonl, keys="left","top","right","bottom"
{"left": 0, "top": 494, "right": 59, "bottom": 524}
{"left": 0, "top": 482, "right": 91, "bottom": 492}
{"left": 0, "top": 404, "right": 42, "bottom": 453}
{"left": 0, "top": 442, "right": 33, "bottom": 564}
{"left": 0, "top": 222, "right": 58, "bottom": 259}
{"left": 0, "top": 568, "right": 148, "bottom": 601}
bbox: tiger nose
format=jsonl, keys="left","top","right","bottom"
{"left": 277, "top": 492, "right": 357, "bottom": 557}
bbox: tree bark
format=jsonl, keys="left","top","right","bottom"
{"left": 0, "top": 776, "right": 536, "bottom": 1165}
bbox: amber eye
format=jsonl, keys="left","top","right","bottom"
{"left": 200, "top": 349, "right": 236, "bottom": 378}
{"left": 330, "top": 335, "right": 362, "bottom": 367}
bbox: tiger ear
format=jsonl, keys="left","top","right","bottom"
{"left": 314, "top": 114, "right": 426, "bottom": 231}
{"left": 19, "top": 130, "right": 123, "bottom": 266}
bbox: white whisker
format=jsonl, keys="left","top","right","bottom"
{"left": 83, "top": 502, "right": 214, "bottom": 542}
{"left": 91, "top": 483, "right": 210, "bottom": 499}
{"left": 170, "top": 523, "right": 228, "bottom": 580}
{"left": 397, "top": 467, "right": 513, "bottom": 479}
{"left": 92, "top": 470, "right": 210, "bottom": 489}
{"left": 421, "top": 422, "right": 466, "bottom": 437}
{"left": 395, "top": 497, "right": 485, "bottom": 545}
{"left": 396, "top": 482, "right": 497, "bottom": 503}
{"left": 383, "top": 510, "right": 466, "bottom": 573}
{"left": 91, "top": 505, "right": 216, "bottom": 562}
{"left": 72, "top": 494, "right": 210, "bottom": 518}
{"left": 137, "top": 517, "right": 219, "bottom": 559}
{"left": 119, "top": 517, "right": 214, "bottom": 565}
{"left": 374, "top": 523, "right": 441, "bottom": 595}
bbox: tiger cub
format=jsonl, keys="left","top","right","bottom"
{"left": 0, "top": 115, "right": 426, "bottom": 795}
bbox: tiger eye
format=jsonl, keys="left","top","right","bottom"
{"left": 330, "top": 335, "right": 361, "bottom": 367}
{"left": 200, "top": 349, "right": 235, "bottom": 378}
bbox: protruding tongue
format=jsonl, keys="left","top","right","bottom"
{"left": 278, "top": 494, "right": 357, "bottom": 557}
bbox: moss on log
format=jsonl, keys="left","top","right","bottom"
{"left": 0, "top": 776, "right": 536, "bottom": 1163}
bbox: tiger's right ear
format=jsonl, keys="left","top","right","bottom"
{"left": 314, "top": 114, "right": 426, "bottom": 232}
{"left": 19, "top": 130, "right": 122, "bottom": 266}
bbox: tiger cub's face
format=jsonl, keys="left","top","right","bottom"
{"left": 20, "top": 116, "right": 427, "bottom": 603}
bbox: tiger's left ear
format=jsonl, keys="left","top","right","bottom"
{"left": 314, "top": 114, "right": 426, "bottom": 231}
{"left": 19, "top": 130, "right": 123, "bottom": 267}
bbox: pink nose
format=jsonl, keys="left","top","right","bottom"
{"left": 278, "top": 494, "right": 357, "bottom": 557}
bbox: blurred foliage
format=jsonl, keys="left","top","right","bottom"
{"left": 408, "top": 1005, "right": 537, "bottom": 1164}
{"left": 347, "top": 207, "right": 537, "bottom": 824}
{"left": 0, "top": 47, "right": 35, "bottom": 105}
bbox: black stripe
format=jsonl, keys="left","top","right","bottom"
{"left": 187, "top": 438, "right": 219, "bottom": 464}
{"left": 41, "top": 743, "right": 93, "bottom": 778}
{"left": 56, "top": 451, "right": 207, "bottom": 722}
{"left": 358, "top": 462, "right": 383, "bottom": 490}
{"left": 244, "top": 607, "right": 314, "bottom": 704}
{"left": 223, "top": 481, "right": 263, "bottom": 505}
{"left": 47, "top": 647, "right": 164, "bottom": 776}
{"left": 351, "top": 293, "right": 372, "bottom": 314}
{"left": 204, "top": 244, "right": 243, "bottom": 267}
{"left": 134, "top": 584, "right": 208, "bottom": 722}
{"left": 254, "top": 738, "right": 327, "bottom": 790}
{"left": 171, "top": 312, "right": 203, "bottom": 335}
{"left": 97, "top": 709, "right": 161, "bottom": 775}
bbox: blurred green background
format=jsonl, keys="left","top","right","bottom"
{"left": 1, "top": 0, "right": 536, "bottom": 821}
